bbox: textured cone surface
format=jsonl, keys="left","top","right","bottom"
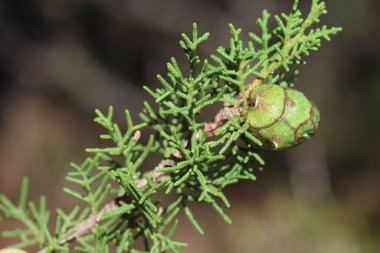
{"left": 248, "top": 85, "right": 285, "bottom": 128}
{"left": 247, "top": 84, "right": 320, "bottom": 150}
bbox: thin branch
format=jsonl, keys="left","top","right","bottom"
{"left": 203, "top": 107, "right": 243, "bottom": 136}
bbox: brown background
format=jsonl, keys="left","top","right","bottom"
{"left": 0, "top": 0, "right": 379, "bottom": 252}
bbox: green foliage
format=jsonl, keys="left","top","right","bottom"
{"left": 64, "top": 153, "right": 112, "bottom": 212}
{"left": 0, "top": 1, "right": 341, "bottom": 252}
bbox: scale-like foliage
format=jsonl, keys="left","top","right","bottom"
{"left": 0, "top": 1, "right": 341, "bottom": 252}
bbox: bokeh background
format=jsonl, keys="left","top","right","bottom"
{"left": 0, "top": 0, "right": 379, "bottom": 252}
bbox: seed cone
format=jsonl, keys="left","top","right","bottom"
{"left": 247, "top": 84, "right": 320, "bottom": 150}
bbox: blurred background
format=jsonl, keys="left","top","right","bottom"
{"left": 0, "top": 0, "right": 379, "bottom": 252}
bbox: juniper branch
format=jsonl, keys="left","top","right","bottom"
{"left": 0, "top": 1, "right": 341, "bottom": 252}
{"left": 46, "top": 105, "right": 242, "bottom": 249}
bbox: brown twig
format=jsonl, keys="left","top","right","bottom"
{"left": 202, "top": 107, "right": 243, "bottom": 136}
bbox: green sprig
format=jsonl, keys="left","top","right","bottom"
{"left": 0, "top": 1, "right": 341, "bottom": 252}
